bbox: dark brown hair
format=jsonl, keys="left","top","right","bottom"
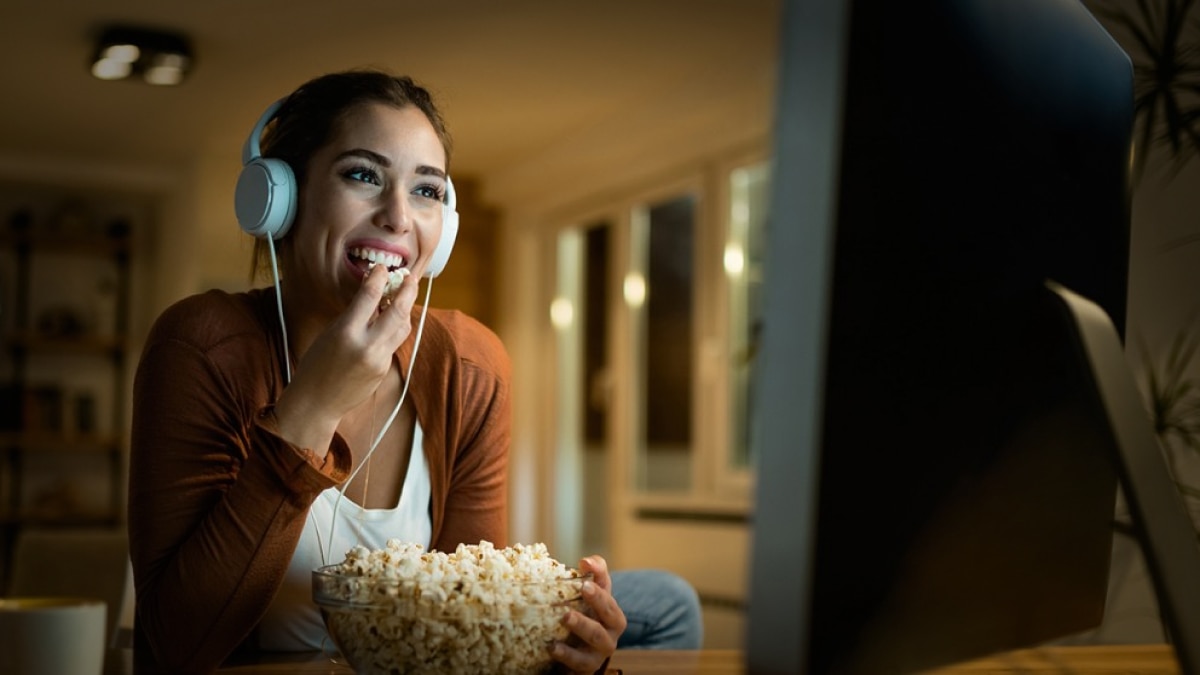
{"left": 250, "top": 69, "right": 452, "bottom": 281}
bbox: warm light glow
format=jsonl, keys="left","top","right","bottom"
{"left": 550, "top": 297, "right": 574, "bottom": 330}
{"left": 724, "top": 243, "right": 746, "bottom": 277}
{"left": 144, "top": 53, "right": 190, "bottom": 85}
{"left": 623, "top": 273, "right": 647, "bottom": 308}
{"left": 91, "top": 58, "right": 132, "bottom": 80}
{"left": 102, "top": 43, "right": 140, "bottom": 63}
{"left": 91, "top": 27, "right": 194, "bottom": 85}
{"left": 144, "top": 65, "right": 184, "bottom": 86}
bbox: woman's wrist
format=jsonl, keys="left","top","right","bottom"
{"left": 271, "top": 393, "right": 339, "bottom": 458}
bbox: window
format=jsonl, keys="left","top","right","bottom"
{"left": 634, "top": 194, "right": 697, "bottom": 492}
{"left": 725, "top": 163, "right": 771, "bottom": 471}
{"left": 549, "top": 160, "right": 770, "bottom": 537}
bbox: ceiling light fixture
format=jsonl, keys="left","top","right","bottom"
{"left": 91, "top": 26, "right": 193, "bottom": 86}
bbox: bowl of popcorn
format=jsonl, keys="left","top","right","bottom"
{"left": 312, "top": 539, "right": 590, "bottom": 675}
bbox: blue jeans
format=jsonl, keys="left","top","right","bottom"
{"left": 610, "top": 569, "right": 703, "bottom": 649}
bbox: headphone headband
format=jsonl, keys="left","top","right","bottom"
{"left": 242, "top": 98, "right": 284, "bottom": 166}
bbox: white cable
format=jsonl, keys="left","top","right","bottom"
{"left": 323, "top": 275, "right": 435, "bottom": 564}
{"left": 267, "top": 235, "right": 292, "bottom": 384}
{"left": 268, "top": 235, "right": 334, "bottom": 564}
{"left": 269, "top": 236, "right": 330, "bottom": 562}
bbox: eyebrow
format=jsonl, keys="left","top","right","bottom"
{"left": 334, "top": 148, "right": 446, "bottom": 179}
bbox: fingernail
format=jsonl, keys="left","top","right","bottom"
{"left": 581, "top": 580, "right": 594, "bottom": 596}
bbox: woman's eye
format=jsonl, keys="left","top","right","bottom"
{"left": 344, "top": 167, "right": 382, "bottom": 186}
{"left": 413, "top": 184, "right": 446, "bottom": 202}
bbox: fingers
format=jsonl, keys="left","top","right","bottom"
{"left": 349, "top": 263, "right": 390, "bottom": 322}
{"left": 551, "top": 558, "right": 627, "bottom": 675}
{"left": 578, "top": 556, "right": 623, "bottom": 634}
{"left": 580, "top": 556, "right": 613, "bottom": 593}
{"left": 353, "top": 264, "right": 416, "bottom": 338}
{"left": 382, "top": 268, "right": 420, "bottom": 317}
{"left": 551, "top": 606, "right": 613, "bottom": 674}
{"left": 371, "top": 270, "right": 419, "bottom": 342}
{"left": 580, "top": 577, "right": 626, "bottom": 642}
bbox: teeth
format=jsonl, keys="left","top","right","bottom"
{"left": 351, "top": 247, "right": 404, "bottom": 270}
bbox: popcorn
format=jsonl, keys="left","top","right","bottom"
{"left": 383, "top": 266, "right": 410, "bottom": 296}
{"left": 314, "top": 540, "right": 588, "bottom": 675}
{"left": 366, "top": 262, "right": 410, "bottom": 306}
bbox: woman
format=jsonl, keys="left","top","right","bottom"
{"left": 129, "top": 69, "right": 698, "bottom": 675}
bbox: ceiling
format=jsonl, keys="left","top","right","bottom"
{"left": 0, "top": 0, "right": 782, "bottom": 189}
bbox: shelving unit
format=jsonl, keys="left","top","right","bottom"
{"left": 0, "top": 202, "right": 132, "bottom": 576}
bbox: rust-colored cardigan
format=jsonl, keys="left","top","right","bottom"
{"left": 128, "top": 289, "right": 511, "bottom": 674}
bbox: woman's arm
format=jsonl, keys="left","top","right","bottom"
{"left": 129, "top": 318, "right": 349, "bottom": 674}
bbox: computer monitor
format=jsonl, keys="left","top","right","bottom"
{"left": 745, "top": 0, "right": 1200, "bottom": 673}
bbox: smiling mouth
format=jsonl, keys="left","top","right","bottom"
{"left": 349, "top": 247, "right": 408, "bottom": 273}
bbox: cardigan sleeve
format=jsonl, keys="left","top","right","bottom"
{"left": 128, "top": 296, "right": 351, "bottom": 674}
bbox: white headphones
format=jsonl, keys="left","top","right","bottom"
{"left": 234, "top": 98, "right": 460, "bottom": 278}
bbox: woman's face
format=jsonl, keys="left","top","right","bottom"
{"left": 285, "top": 101, "right": 448, "bottom": 315}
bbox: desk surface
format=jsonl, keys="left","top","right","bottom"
{"left": 104, "top": 644, "right": 1182, "bottom": 674}
{"left": 608, "top": 646, "right": 1182, "bottom": 674}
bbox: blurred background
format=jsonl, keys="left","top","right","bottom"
{"left": 1, "top": 0, "right": 1199, "bottom": 652}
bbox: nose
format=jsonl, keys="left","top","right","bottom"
{"left": 374, "top": 188, "right": 412, "bottom": 233}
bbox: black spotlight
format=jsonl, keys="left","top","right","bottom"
{"left": 91, "top": 26, "right": 193, "bottom": 86}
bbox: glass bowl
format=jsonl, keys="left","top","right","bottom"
{"left": 312, "top": 564, "right": 590, "bottom": 675}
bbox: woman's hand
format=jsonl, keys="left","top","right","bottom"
{"left": 272, "top": 263, "right": 420, "bottom": 454}
{"left": 552, "top": 555, "right": 627, "bottom": 674}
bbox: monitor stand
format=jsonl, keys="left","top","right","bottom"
{"left": 1052, "top": 281, "right": 1200, "bottom": 675}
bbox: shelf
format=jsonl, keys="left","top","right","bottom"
{"left": 1, "top": 196, "right": 134, "bottom": 573}
{"left": 0, "top": 432, "right": 123, "bottom": 454}
{"left": 0, "top": 230, "right": 130, "bottom": 257}
{"left": 3, "top": 332, "right": 127, "bottom": 355}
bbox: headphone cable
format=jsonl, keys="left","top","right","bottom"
{"left": 324, "top": 276, "right": 434, "bottom": 564}
{"left": 267, "top": 235, "right": 292, "bottom": 383}
{"left": 269, "top": 240, "right": 433, "bottom": 565}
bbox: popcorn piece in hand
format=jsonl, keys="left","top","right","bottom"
{"left": 367, "top": 262, "right": 411, "bottom": 306}
{"left": 384, "top": 266, "right": 411, "bottom": 297}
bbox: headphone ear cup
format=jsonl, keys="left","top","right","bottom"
{"left": 426, "top": 205, "right": 458, "bottom": 278}
{"left": 235, "top": 157, "right": 297, "bottom": 240}
{"left": 425, "top": 178, "right": 459, "bottom": 278}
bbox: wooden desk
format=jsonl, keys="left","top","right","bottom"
{"left": 103, "top": 645, "right": 1181, "bottom": 674}
{"left": 606, "top": 646, "right": 1181, "bottom": 674}
{"left": 923, "top": 644, "right": 1180, "bottom": 674}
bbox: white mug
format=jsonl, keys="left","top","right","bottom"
{"left": 0, "top": 597, "right": 107, "bottom": 675}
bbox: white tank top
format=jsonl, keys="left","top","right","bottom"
{"left": 257, "top": 423, "right": 433, "bottom": 651}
